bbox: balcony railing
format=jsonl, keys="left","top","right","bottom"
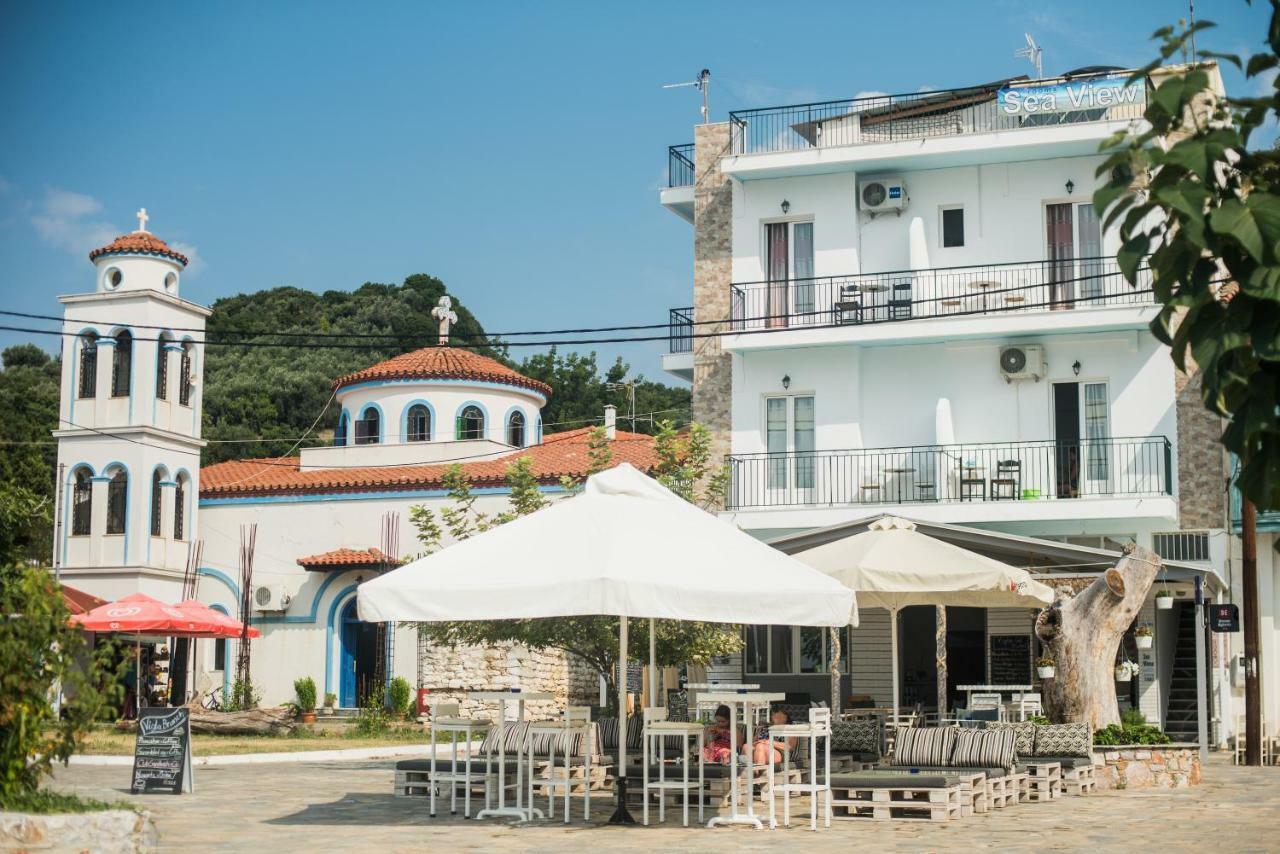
{"left": 728, "top": 72, "right": 1148, "bottom": 156}
{"left": 668, "top": 143, "right": 695, "bottom": 187}
{"left": 727, "top": 436, "right": 1172, "bottom": 510}
{"left": 668, "top": 307, "right": 693, "bottom": 353}
{"left": 729, "top": 257, "right": 1153, "bottom": 332}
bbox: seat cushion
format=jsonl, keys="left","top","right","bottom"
{"left": 830, "top": 773, "right": 951, "bottom": 789}
{"left": 983, "top": 720, "right": 1036, "bottom": 756}
{"left": 1032, "top": 723, "right": 1093, "bottom": 758}
{"left": 1020, "top": 755, "right": 1094, "bottom": 770}
{"left": 951, "top": 728, "right": 1017, "bottom": 772}
{"left": 890, "top": 727, "right": 955, "bottom": 767}
{"left": 893, "top": 764, "right": 1007, "bottom": 779}
{"left": 597, "top": 716, "right": 644, "bottom": 752}
{"left": 397, "top": 757, "right": 520, "bottom": 774}
{"left": 831, "top": 720, "right": 881, "bottom": 757}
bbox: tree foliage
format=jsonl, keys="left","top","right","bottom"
{"left": 1097, "top": 12, "right": 1280, "bottom": 509}
{"left": 0, "top": 346, "right": 60, "bottom": 562}
{"left": 0, "top": 565, "right": 122, "bottom": 798}
{"left": 411, "top": 432, "right": 741, "bottom": 710}
{"left": 517, "top": 348, "right": 690, "bottom": 435}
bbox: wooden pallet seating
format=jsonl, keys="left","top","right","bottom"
{"left": 1024, "top": 761, "right": 1064, "bottom": 802}
{"left": 1062, "top": 763, "right": 1097, "bottom": 795}
{"left": 831, "top": 782, "right": 963, "bottom": 823}
{"left": 985, "top": 773, "right": 1019, "bottom": 809}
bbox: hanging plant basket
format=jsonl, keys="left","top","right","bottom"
{"left": 1135, "top": 634, "right": 1153, "bottom": 650}
{"left": 1155, "top": 593, "right": 1174, "bottom": 610}
{"left": 1036, "top": 665, "right": 1056, "bottom": 679}
{"left": 1115, "top": 665, "right": 1134, "bottom": 682}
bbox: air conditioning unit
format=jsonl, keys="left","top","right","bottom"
{"left": 859, "top": 177, "right": 909, "bottom": 215}
{"left": 999, "top": 345, "right": 1045, "bottom": 382}
{"left": 253, "top": 584, "right": 292, "bottom": 612}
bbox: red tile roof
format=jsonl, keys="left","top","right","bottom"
{"left": 297, "top": 547, "right": 394, "bottom": 568}
{"left": 89, "top": 230, "right": 189, "bottom": 267}
{"left": 61, "top": 584, "right": 107, "bottom": 615}
{"left": 200, "top": 427, "right": 657, "bottom": 499}
{"left": 333, "top": 346, "right": 552, "bottom": 398}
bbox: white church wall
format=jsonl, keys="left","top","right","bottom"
{"left": 335, "top": 381, "right": 544, "bottom": 448}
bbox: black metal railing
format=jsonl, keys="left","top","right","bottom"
{"left": 668, "top": 307, "right": 693, "bottom": 353}
{"left": 728, "top": 73, "right": 1148, "bottom": 156}
{"left": 727, "top": 436, "right": 1172, "bottom": 510}
{"left": 728, "top": 257, "right": 1153, "bottom": 332}
{"left": 668, "top": 143, "right": 695, "bottom": 187}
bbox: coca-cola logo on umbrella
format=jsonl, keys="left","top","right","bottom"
{"left": 106, "top": 606, "right": 141, "bottom": 618}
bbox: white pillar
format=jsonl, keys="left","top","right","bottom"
{"left": 604, "top": 405, "right": 617, "bottom": 440}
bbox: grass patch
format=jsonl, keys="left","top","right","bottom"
{"left": 0, "top": 789, "right": 131, "bottom": 815}
{"left": 75, "top": 723, "right": 435, "bottom": 756}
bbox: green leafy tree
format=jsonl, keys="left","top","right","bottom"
{"left": 0, "top": 345, "right": 60, "bottom": 562}
{"left": 1097, "top": 13, "right": 1280, "bottom": 508}
{"left": 653, "top": 420, "right": 731, "bottom": 510}
{"left": 517, "top": 348, "right": 690, "bottom": 435}
{"left": 412, "top": 428, "right": 741, "bottom": 711}
{"left": 1, "top": 565, "right": 122, "bottom": 798}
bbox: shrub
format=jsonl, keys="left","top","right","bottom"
{"left": 0, "top": 789, "right": 128, "bottom": 815}
{"left": 293, "top": 677, "right": 317, "bottom": 712}
{"left": 354, "top": 692, "right": 390, "bottom": 737}
{"left": 388, "top": 677, "right": 413, "bottom": 719}
{"left": 224, "top": 677, "right": 261, "bottom": 712}
{"left": 1093, "top": 723, "right": 1171, "bottom": 746}
{"left": 324, "top": 693, "right": 337, "bottom": 708}
{"left": 1120, "top": 707, "right": 1148, "bottom": 728}
{"left": 0, "top": 565, "right": 123, "bottom": 798}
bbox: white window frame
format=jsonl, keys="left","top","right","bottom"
{"left": 743, "top": 625, "right": 844, "bottom": 676}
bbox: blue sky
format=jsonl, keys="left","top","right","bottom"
{"left": 0, "top": 1, "right": 1269, "bottom": 382}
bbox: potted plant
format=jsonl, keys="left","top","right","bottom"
{"left": 1154, "top": 589, "right": 1175, "bottom": 610}
{"left": 1134, "top": 625, "right": 1154, "bottom": 650}
{"left": 1035, "top": 656, "right": 1055, "bottom": 679}
{"left": 323, "top": 693, "right": 337, "bottom": 716}
{"left": 1114, "top": 660, "right": 1138, "bottom": 682}
{"left": 294, "top": 676, "right": 318, "bottom": 724}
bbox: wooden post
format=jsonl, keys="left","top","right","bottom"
{"left": 1242, "top": 498, "right": 1262, "bottom": 766}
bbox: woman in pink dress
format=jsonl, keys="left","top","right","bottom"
{"left": 702, "top": 705, "right": 742, "bottom": 764}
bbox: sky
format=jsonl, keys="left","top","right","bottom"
{"left": 0, "top": 0, "right": 1271, "bottom": 383}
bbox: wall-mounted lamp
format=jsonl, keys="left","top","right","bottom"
{"left": 781, "top": 200, "right": 791, "bottom": 215}
{"left": 782, "top": 374, "right": 791, "bottom": 390}
{"left": 1072, "top": 360, "right": 1082, "bottom": 376}
{"left": 1065, "top": 180, "right": 1075, "bottom": 195}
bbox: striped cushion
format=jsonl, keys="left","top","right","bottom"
{"left": 983, "top": 721, "right": 1036, "bottom": 756}
{"left": 483, "top": 721, "right": 599, "bottom": 758}
{"left": 951, "top": 728, "right": 1017, "bottom": 771}
{"left": 890, "top": 727, "right": 955, "bottom": 767}
{"left": 1032, "top": 723, "right": 1092, "bottom": 758}
{"left": 597, "top": 716, "right": 644, "bottom": 751}
{"left": 480, "top": 721, "right": 529, "bottom": 755}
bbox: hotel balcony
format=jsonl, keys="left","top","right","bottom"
{"left": 660, "top": 143, "right": 695, "bottom": 222}
{"left": 724, "top": 257, "right": 1156, "bottom": 351}
{"left": 724, "top": 436, "right": 1175, "bottom": 529}
{"left": 661, "top": 306, "right": 694, "bottom": 381}
{"left": 720, "top": 72, "right": 1147, "bottom": 179}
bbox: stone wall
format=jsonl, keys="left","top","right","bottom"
{"left": 0, "top": 809, "right": 156, "bottom": 853}
{"left": 1174, "top": 367, "right": 1227, "bottom": 530}
{"left": 1093, "top": 745, "right": 1202, "bottom": 789}
{"left": 691, "top": 122, "right": 734, "bottom": 503}
{"left": 416, "top": 637, "right": 598, "bottom": 720}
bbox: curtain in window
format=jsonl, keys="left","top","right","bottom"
{"left": 111, "top": 331, "right": 132, "bottom": 397}
{"left": 1076, "top": 202, "right": 1103, "bottom": 301}
{"left": 766, "top": 222, "right": 790, "bottom": 328}
{"left": 106, "top": 471, "right": 127, "bottom": 535}
{"left": 766, "top": 398, "right": 788, "bottom": 490}
{"left": 793, "top": 396, "right": 815, "bottom": 490}
{"left": 792, "top": 222, "right": 814, "bottom": 322}
{"left": 151, "top": 470, "right": 163, "bottom": 537}
{"left": 1084, "top": 382, "right": 1110, "bottom": 484}
{"left": 72, "top": 470, "right": 92, "bottom": 535}
{"left": 78, "top": 334, "right": 97, "bottom": 398}
{"left": 1045, "top": 203, "right": 1075, "bottom": 307}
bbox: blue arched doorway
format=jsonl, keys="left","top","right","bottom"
{"left": 339, "top": 598, "right": 380, "bottom": 708}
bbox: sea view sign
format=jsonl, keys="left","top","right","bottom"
{"left": 998, "top": 76, "right": 1143, "bottom": 117}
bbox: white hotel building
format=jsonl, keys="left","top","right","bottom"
{"left": 658, "top": 63, "right": 1269, "bottom": 740}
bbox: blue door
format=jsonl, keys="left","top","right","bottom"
{"left": 339, "top": 600, "right": 359, "bottom": 708}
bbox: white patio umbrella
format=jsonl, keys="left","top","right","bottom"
{"left": 792, "top": 516, "right": 1054, "bottom": 724}
{"left": 358, "top": 463, "right": 856, "bottom": 822}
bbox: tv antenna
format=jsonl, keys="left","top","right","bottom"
{"left": 1014, "top": 33, "right": 1043, "bottom": 80}
{"left": 664, "top": 68, "right": 711, "bottom": 123}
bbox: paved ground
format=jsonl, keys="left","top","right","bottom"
{"left": 48, "top": 754, "right": 1280, "bottom": 852}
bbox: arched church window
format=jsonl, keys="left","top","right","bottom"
{"left": 457, "top": 405, "right": 485, "bottom": 440}
{"left": 71, "top": 468, "right": 92, "bottom": 536}
{"left": 105, "top": 469, "right": 127, "bottom": 535}
{"left": 174, "top": 474, "right": 187, "bottom": 540}
{"left": 111, "top": 330, "right": 132, "bottom": 397}
{"left": 407, "top": 405, "right": 431, "bottom": 442}
{"left": 151, "top": 469, "right": 163, "bottom": 537}
{"left": 355, "top": 406, "right": 380, "bottom": 445}
{"left": 178, "top": 342, "right": 194, "bottom": 406}
{"left": 78, "top": 333, "right": 98, "bottom": 399}
{"left": 506, "top": 411, "right": 526, "bottom": 447}
{"left": 156, "top": 336, "right": 170, "bottom": 400}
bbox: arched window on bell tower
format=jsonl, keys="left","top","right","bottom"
{"left": 111, "top": 330, "right": 132, "bottom": 397}
{"left": 78, "top": 332, "right": 98, "bottom": 399}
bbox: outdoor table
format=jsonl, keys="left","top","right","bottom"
{"left": 468, "top": 690, "right": 553, "bottom": 821}
{"left": 699, "top": 690, "right": 785, "bottom": 829}
{"left": 954, "top": 684, "right": 1032, "bottom": 709}
{"left": 687, "top": 683, "right": 760, "bottom": 720}
{"left": 884, "top": 466, "right": 916, "bottom": 503}
{"left": 966, "top": 279, "right": 1000, "bottom": 312}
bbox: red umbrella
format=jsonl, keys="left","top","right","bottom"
{"left": 177, "top": 599, "right": 261, "bottom": 639}
{"left": 71, "top": 592, "right": 220, "bottom": 635}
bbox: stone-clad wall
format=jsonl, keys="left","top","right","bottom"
{"left": 417, "top": 639, "right": 598, "bottom": 720}
{"left": 1094, "top": 745, "right": 1202, "bottom": 789}
{"left": 1174, "top": 367, "right": 1227, "bottom": 530}
{"left": 692, "top": 122, "right": 734, "bottom": 502}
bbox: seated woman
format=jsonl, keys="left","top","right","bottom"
{"left": 702, "top": 704, "right": 743, "bottom": 764}
{"left": 743, "top": 708, "right": 798, "bottom": 766}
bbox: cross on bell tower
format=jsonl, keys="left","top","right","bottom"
{"left": 431, "top": 295, "right": 458, "bottom": 345}
{"left": 136, "top": 208, "right": 149, "bottom": 233}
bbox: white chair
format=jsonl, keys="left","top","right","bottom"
{"left": 641, "top": 707, "right": 705, "bottom": 827}
{"left": 767, "top": 707, "right": 832, "bottom": 831}
{"left": 1234, "top": 714, "right": 1273, "bottom": 765}
{"left": 1010, "top": 692, "right": 1042, "bottom": 722}
{"left": 970, "top": 692, "right": 1004, "bottom": 722}
{"left": 428, "top": 702, "right": 491, "bottom": 819}
{"left": 526, "top": 706, "right": 593, "bottom": 823}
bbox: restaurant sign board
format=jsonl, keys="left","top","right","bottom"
{"left": 998, "top": 76, "right": 1143, "bottom": 117}
{"left": 131, "top": 706, "right": 193, "bottom": 794}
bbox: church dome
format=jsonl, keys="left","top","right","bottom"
{"left": 89, "top": 230, "right": 188, "bottom": 268}
{"left": 333, "top": 346, "right": 552, "bottom": 398}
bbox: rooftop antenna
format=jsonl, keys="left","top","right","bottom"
{"left": 1015, "top": 33, "right": 1043, "bottom": 80}
{"left": 664, "top": 68, "right": 711, "bottom": 123}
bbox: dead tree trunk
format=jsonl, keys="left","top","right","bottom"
{"left": 187, "top": 707, "right": 296, "bottom": 735}
{"left": 1034, "top": 544, "right": 1160, "bottom": 728}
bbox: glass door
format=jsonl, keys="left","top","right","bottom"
{"left": 1075, "top": 203, "right": 1104, "bottom": 302}
{"left": 1046, "top": 203, "right": 1075, "bottom": 308}
{"left": 1082, "top": 381, "right": 1112, "bottom": 494}
{"left": 765, "top": 221, "right": 815, "bottom": 327}
{"left": 765, "top": 395, "right": 816, "bottom": 503}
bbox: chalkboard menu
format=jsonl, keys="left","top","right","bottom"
{"left": 988, "top": 635, "right": 1032, "bottom": 685}
{"left": 626, "top": 663, "right": 644, "bottom": 694}
{"left": 131, "top": 707, "right": 193, "bottom": 794}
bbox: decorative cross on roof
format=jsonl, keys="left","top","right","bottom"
{"left": 136, "top": 208, "right": 149, "bottom": 233}
{"left": 431, "top": 295, "right": 458, "bottom": 345}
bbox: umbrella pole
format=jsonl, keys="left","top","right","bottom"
{"left": 648, "top": 618, "right": 656, "bottom": 710}
{"left": 890, "top": 607, "right": 899, "bottom": 730}
{"left": 135, "top": 638, "right": 142, "bottom": 718}
{"left": 609, "top": 615, "right": 636, "bottom": 824}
